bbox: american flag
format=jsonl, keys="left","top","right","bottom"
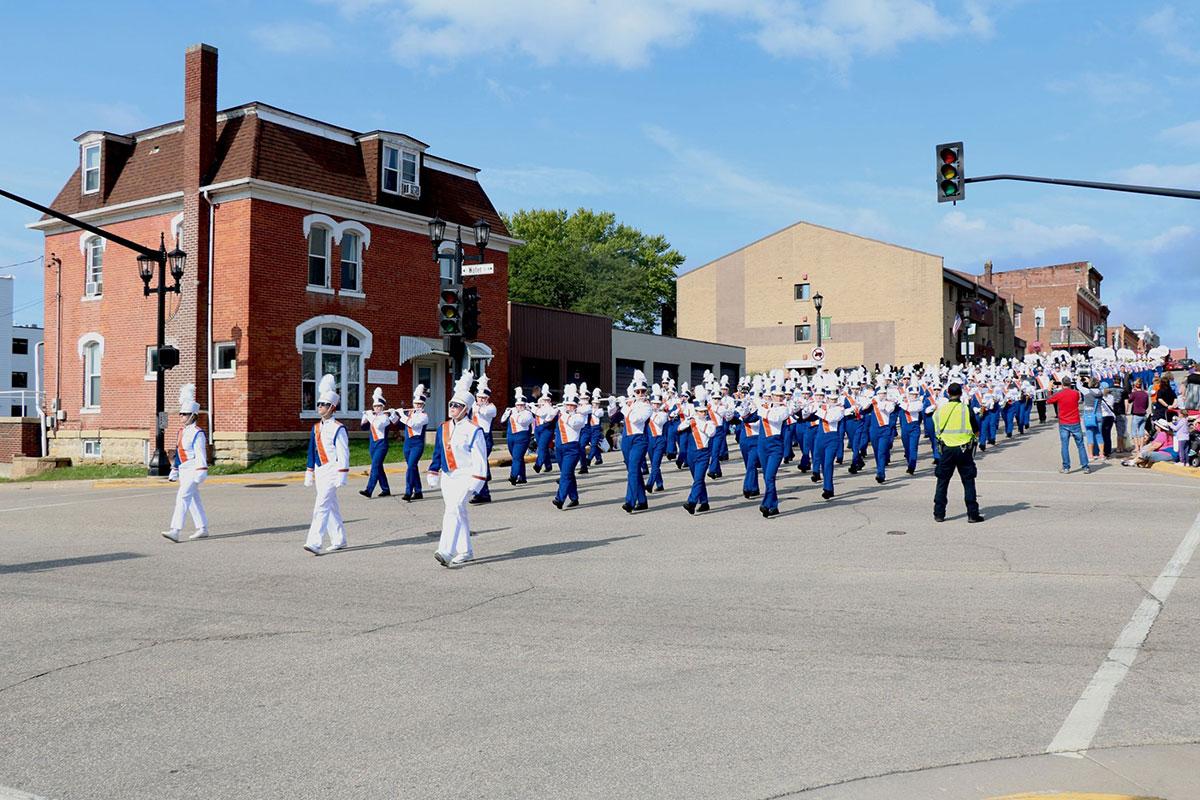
{"left": 951, "top": 313, "right": 963, "bottom": 338}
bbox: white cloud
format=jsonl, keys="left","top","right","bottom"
{"left": 312, "top": 0, "right": 1007, "bottom": 70}
{"left": 1046, "top": 72, "right": 1157, "bottom": 106}
{"left": 252, "top": 21, "right": 334, "bottom": 54}
{"left": 1139, "top": 6, "right": 1200, "bottom": 65}
{"left": 485, "top": 165, "right": 613, "bottom": 199}
{"left": 1112, "top": 162, "right": 1200, "bottom": 187}
{"left": 1159, "top": 120, "right": 1200, "bottom": 147}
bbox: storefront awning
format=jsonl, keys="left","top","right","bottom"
{"left": 399, "top": 336, "right": 448, "bottom": 365}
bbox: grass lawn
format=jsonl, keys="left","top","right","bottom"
{"left": 7, "top": 441, "right": 436, "bottom": 482}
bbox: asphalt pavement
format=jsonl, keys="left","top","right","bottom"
{"left": 1, "top": 423, "right": 1198, "bottom": 800}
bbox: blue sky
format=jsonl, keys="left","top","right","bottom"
{"left": 1, "top": 0, "right": 1197, "bottom": 347}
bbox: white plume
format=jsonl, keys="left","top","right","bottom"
{"left": 372, "top": 387, "right": 386, "bottom": 406}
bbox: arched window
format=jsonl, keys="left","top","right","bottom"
{"left": 296, "top": 317, "right": 373, "bottom": 415}
{"left": 84, "top": 236, "right": 104, "bottom": 297}
{"left": 438, "top": 242, "right": 456, "bottom": 283}
{"left": 340, "top": 231, "right": 362, "bottom": 293}
{"left": 308, "top": 225, "right": 331, "bottom": 288}
{"left": 78, "top": 333, "right": 104, "bottom": 409}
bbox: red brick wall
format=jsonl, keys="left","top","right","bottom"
{"left": 43, "top": 211, "right": 182, "bottom": 438}
{"left": 242, "top": 199, "right": 509, "bottom": 433}
{"left": 0, "top": 419, "right": 40, "bottom": 463}
{"left": 989, "top": 264, "right": 1107, "bottom": 350}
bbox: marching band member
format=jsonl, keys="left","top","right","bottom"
{"left": 577, "top": 385, "right": 595, "bottom": 475}
{"left": 842, "top": 374, "right": 867, "bottom": 474}
{"left": 757, "top": 373, "right": 792, "bottom": 518}
{"left": 813, "top": 375, "right": 846, "bottom": 500}
{"left": 681, "top": 386, "right": 717, "bottom": 514}
{"left": 469, "top": 374, "right": 498, "bottom": 504}
{"left": 162, "top": 383, "right": 208, "bottom": 543}
{"left": 738, "top": 378, "right": 762, "bottom": 498}
{"left": 359, "top": 387, "right": 398, "bottom": 499}
{"left": 304, "top": 374, "right": 351, "bottom": 555}
{"left": 898, "top": 385, "right": 924, "bottom": 474}
{"left": 501, "top": 386, "right": 535, "bottom": 485}
{"left": 533, "top": 384, "right": 557, "bottom": 474}
{"left": 618, "top": 370, "right": 652, "bottom": 513}
{"left": 552, "top": 385, "right": 586, "bottom": 509}
{"left": 586, "top": 387, "right": 607, "bottom": 467}
{"left": 716, "top": 376, "right": 735, "bottom": 463}
{"left": 644, "top": 386, "right": 671, "bottom": 493}
{"left": 428, "top": 370, "right": 489, "bottom": 567}
{"left": 675, "top": 382, "right": 692, "bottom": 470}
{"left": 395, "top": 385, "right": 429, "bottom": 502}
{"left": 868, "top": 382, "right": 898, "bottom": 483}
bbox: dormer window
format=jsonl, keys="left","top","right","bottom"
{"left": 382, "top": 144, "right": 420, "bottom": 197}
{"left": 82, "top": 143, "right": 100, "bottom": 194}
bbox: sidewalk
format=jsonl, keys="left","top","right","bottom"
{"left": 791, "top": 742, "right": 1199, "bottom": 799}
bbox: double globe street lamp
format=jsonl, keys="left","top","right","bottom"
{"left": 138, "top": 233, "right": 188, "bottom": 476}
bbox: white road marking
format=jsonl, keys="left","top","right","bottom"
{"left": 0, "top": 490, "right": 166, "bottom": 513}
{"left": 1047, "top": 509, "right": 1200, "bottom": 754}
{"left": 0, "top": 785, "right": 50, "bottom": 800}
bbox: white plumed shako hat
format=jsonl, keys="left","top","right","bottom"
{"left": 514, "top": 386, "right": 526, "bottom": 405}
{"left": 372, "top": 387, "right": 386, "bottom": 408}
{"left": 476, "top": 372, "right": 491, "bottom": 398}
{"left": 450, "top": 370, "right": 474, "bottom": 407}
{"left": 318, "top": 374, "right": 339, "bottom": 407}
{"left": 413, "top": 384, "right": 426, "bottom": 405}
{"left": 178, "top": 383, "right": 200, "bottom": 415}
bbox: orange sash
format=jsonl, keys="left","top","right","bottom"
{"left": 441, "top": 421, "right": 458, "bottom": 471}
{"left": 313, "top": 423, "right": 329, "bottom": 465}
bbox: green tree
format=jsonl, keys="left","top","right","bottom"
{"left": 503, "top": 208, "right": 684, "bottom": 333}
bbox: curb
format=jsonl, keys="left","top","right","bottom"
{"left": 1150, "top": 461, "right": 1200, "bottom": 479}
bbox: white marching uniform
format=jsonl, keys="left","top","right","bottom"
{"left": 429, "top": 418, "right": 489, "bottom": 560}
{"left": 305, "top": 419, "right": 351, "bottom": 551}
{"left": 170, "top": 423, "right": 208, "bottom": 533}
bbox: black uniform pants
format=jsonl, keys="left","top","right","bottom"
{"left": 933, "top": 443, "right": 979, "bottom": 518}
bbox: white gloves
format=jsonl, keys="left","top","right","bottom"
{"left": 427, "top": 472, "right": 440, "bottom": 489}
{"left": 168, "top": 468, "right": 179, "bottom": 482}
{"left": 304, "top": 470, "right": 314, "bottom": 488}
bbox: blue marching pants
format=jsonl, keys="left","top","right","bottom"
{"left": 815, "top": 431, "right": 840, "bottom": 494}
{"left": 402, "top": 438, "right": 423, "bottom": 497}
{"left": 555, "top": 442, "right": 581, "bottom": 503}
{"left": 800, "top": 422, "right": 816, "bottom": 471}
{"left": 899, "top": 422, "right": 921, "bottom": 471}
{"left": 676, "top": 427, "right": 690, "bottom": 469}
{"left": 646, "top": 435, "right": 668, "bottom": 491}
{"left": 687, "top": 446, "right": 711, "bottom": 505}
{"left": 740, "top": 435, "right": 761, "bottom": 494}
{"left": 870, "top": 429, "right": 893, "bottom": 479}
{"left": 758, "top": 437, "right": 784, "bottom": 512}
{"left": 508, "top": 432, "right": 531, "bottom": 483}
{"left": 622, "top": 433, "right": 649, "bottom": 506}
{"left": 1002, "top": 404, "right": 1018, "bottom": 436}
{"left": 707, "top": 429, "right": 724, "bottom": 477}
{"left": 843, "top": 417, "right": 864, "bottom": 469}
{"left": 365, "top": 440, "right": 390, "bottom": 496}
{"left": 589, "top": 425, "right": 605, "bottom": 464}
{"left": 535, "top": 427, "right": 555, "bottom": 473}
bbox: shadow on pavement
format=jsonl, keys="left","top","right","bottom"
{"left": 206, "top": 520, "right": 366, "bottom": 540}
{"left": 980, "top": 501, "right": 1031, "bottom": 519}
{"left": 468, "top": 534, "right": 639, "bottom": 566}
{"left": 0, "top": 551, "right": 145, "bottom": 574}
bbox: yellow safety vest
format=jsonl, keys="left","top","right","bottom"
{"left": 933, "top": 401, "right": 974, "bottom": 447}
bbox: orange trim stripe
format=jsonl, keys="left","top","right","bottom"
{"left": 690, "top": 419, "right": 705, "bottom": 448}
{"left": 442, "top": 421, "right": 458, "bottom": 472}
{"left": 314, "top": 423, "right": 330, "bottom": 466}
{"left": 177, "top": 429, "right": 188, "bottom": 464}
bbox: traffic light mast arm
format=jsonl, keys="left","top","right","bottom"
{"left": 963, "top": 174, "right": 1200, "bottom": 201}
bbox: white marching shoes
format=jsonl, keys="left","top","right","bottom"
{"left": 161, "top": 529, "right": 180, "bottom": 543}
{"left": 189, "top": 528, "right": 209, "bottom": 540}
{"left": 450, "top": 553, "right": 473, "bottom": 566}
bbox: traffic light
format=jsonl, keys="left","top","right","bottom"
{"left": 439, "top": 284, "right": 462, "bottom": 336}
{"left": 936, "top": 141, "right": 964, "bottom": 203}
{"left": 462, "top": 286, "right": 481, "bottom": 338}
{"left": 151, "top": 345, "right": 180, "bottom": 371}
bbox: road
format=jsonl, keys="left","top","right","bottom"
{"left": 1, "top": 424, "right": 1198, "bottom": 799}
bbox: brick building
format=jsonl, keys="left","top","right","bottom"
{"left": 677, "top": 221, "right": 1023, "bottom": 371}
{"left": 30, "top": 44, "right": 514, "bottom": 464}
{"left": 982, "top": 261, "right": 1109, "bottom": 355}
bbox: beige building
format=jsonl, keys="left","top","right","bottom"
{"left": 678, "top": 221, "right": 1021, "bottom": 372}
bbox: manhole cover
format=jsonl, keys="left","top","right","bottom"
{"left": 886, "top": 530, "right": 906, "bottom": 536}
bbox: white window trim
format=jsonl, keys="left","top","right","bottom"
{"left": 82, "top": 235, "right": 104, "bottom": 298}
{"left": 79, "top": 333, "right": 103, "bottom": 412}
{"left": 1058, "top": 307, "right": 1071, "bottom": 327}
{"left": 213, "top": 341, "right": 237, "bottom": 378}
{"left": 794, "top": 283, "right": 811, "bottom": 302}
{"left": 145, "top": 345, "right": 157, "bottom": 382}
{"left": 295, "top": 316, "right": 373, "bottom": 357}
{"left": 381, "top": 144, "right": 420, "bottom": 194}
{"left": 339, "top": 230, "right": 364, "bottom": 296}
{"left": 82, "top": 143, "right": 101, "bottom": 195}
{"left": 307, "top": 223, "right": 332, "bottom": 289}
{"left": 170, "top": 212, "right": 184, "bottom": 248}
{"left": 306, "top": 285, "right": 336, "bottom": 296}
{"left": 297, "top": 317, "right": 372, "bottom": 418}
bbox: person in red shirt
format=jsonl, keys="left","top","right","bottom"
{"left": 1047, "top": 378, "right": 1090, "bottom": 474}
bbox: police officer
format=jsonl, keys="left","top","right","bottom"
{"left": 932, "top": 382, "right": 985, "bottom": 524}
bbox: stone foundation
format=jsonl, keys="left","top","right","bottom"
{"left": 47, "top": 428, "right": 149, "bottom": 465}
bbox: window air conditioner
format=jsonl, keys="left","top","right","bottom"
{"left": 400, "top": 182, "right": 421, "bottom": 199}
{"left": 85, "top": 281, "right": 100, "bottom": 296}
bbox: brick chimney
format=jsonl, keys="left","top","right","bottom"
{"left": 983, "top": 259, "right": 993, "bottom": 284}
{"left": 184, "top": 43, "right": 217, "bottom": 189}
{"left": 172, "top": 43, "right": 218, "bottom": 438}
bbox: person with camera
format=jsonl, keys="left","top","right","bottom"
{"left": 932, "top": 382, "right": 984, "bottom": 524}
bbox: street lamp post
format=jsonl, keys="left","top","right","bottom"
{"left": 0, "top": 186, "right": 186, "bottom": 477}
{"left": 428, "top": 216, "right": 490, "bottom": 378}
{"left": 138, "top": 234, "right": 187, "bottom": 476}
{"left": 813, "top": 291, "right": 824, "bottom": 349}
